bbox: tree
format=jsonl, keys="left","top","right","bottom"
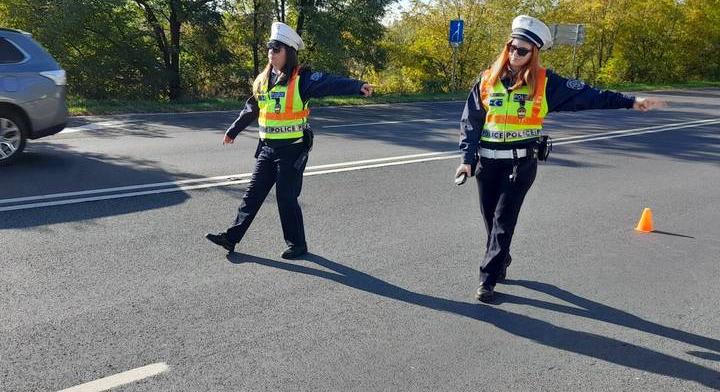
{"left": 132, "top": 0, "right": 227, "bottom": 100}
{"left": 0, "top": 0, "right": 167, "bottom": 99}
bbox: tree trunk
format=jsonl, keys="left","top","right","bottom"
{"left": 168, "top": 0, "right": 182, "bottom": 100}
{"left": 252, "top": 0, "right": 260, "bottom": 76}
{"left": 296, "top": 0, "right": 310, "bottom": 36}
{"left": 273, "top": 0, "right": 284, "bottom": 22}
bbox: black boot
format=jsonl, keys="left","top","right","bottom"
{"left": 205, "top": 232, "right": 235, "bottom": 253}
{"left": 476, "top": 284, "right": 495, "bottom": 303}
{"left": 281, "top": 245, "right": 307, "bottom": 260}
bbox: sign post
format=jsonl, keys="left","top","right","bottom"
{"left": 449, "top": 19, "right": 464, "bottom": 91}
{"left": 550, "top": 23, "right": 585, "bottom": 78}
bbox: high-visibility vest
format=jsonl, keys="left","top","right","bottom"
{"left": 257, "top": 68, "right": 310, "bottom": 140}
{"left": 479, "top": 67, "right": 548, "bottom": 143}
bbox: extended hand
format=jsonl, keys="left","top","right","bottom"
{"left": 360, "top": 84, "right": 374, "bottom": 97}
{"left": 633, "top": 97, "right": 667, "bottom": 112}
{"left": 455, "top": 164, "right": 472, "bottom": 179}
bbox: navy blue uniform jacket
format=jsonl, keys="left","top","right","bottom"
{"left": 459, "top": 69, "right": 636, "bottom": 164}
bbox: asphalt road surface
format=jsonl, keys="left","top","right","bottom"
{"left": 2, "top": 89, "right": 720, "bottom": 391}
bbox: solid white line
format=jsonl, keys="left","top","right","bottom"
{"left": 307, "top": 150, "right": 456, "bottom": 169}
{"left": 3, "top": 118, "right": 717, "bottom": 212}
{"left": 0, "top": 174, "right": 253, "bottom": 205}
{"left": 57, "top": 362, "right": 169, "bottom": 392}
{"left": 0, "top": 151, "right": 456, "bottom": 205}
{"left": 322, "top": 118, "right": 451, "bottom": 128}
{"left": 69, "top": 100, "right": 465, "bottom": 120}
{"left": 554, "top": 119, "right": 720, "bottom": 145}
{"left": 61, "top": 117, "right": 454, "bottom": 135}
{"left": 0, "top": 155, "right": 458, "bottom": 212}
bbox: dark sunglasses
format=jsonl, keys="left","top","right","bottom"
{"left": 507, "top": 43, "right": 532, "bottom": 57}
{"left": 267, "top": 41, "right": 284, "bottom": 53}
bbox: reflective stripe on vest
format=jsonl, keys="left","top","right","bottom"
{"left": 257, "top": 68, "right": 310, "bottom": 140}
{"left": 479, "top": 68, "right": 548, "bottom": 143}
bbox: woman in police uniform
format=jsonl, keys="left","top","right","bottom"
{"left": 456, "top": 15, "right": 666, "bottom": 302}
{"left": 206, "top": 22, "right": 373, "bottom": 259}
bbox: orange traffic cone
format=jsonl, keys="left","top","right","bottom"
{"left": 635, "top": 208, "right": 654, "bottom": 233}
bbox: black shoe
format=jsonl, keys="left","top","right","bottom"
{"left": 205, "top": 232, "right": 235, "bottom": 253}
{"left": 281, "top": 245, "right": 308, "bottom": 260}
{"left": 475, "top": 285, "right": 495, "bottom": 303}
{"left": 498, "top": 255, "right": 513, "bottom": 282}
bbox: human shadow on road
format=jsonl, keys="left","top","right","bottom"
{"left": 0, "top": 142, "right": 192, "bottom": 229}
{"left": 226, "top": 252, "right": 720, "bottom": 389}
{"left": 499, "top": 280, "right": 720, "bottom": 355}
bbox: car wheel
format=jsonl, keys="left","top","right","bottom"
{"left": 0, "top": 110, "right": 27, "bottom": 166}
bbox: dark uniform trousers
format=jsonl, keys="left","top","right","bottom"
{"left": 226, "top": 142, "right": 307, "bottom": 248}
{"left": 476, "top": 155, "right": 538, "bottom": 287}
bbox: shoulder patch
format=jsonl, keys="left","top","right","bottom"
{"left": 310, "top": 72, "right": 323, "bottom": 81}
{"left": 566, "top": 79, "right": 586, "bottom": 90}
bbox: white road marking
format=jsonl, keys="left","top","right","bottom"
{"left": 322, "top": 118, "right": 451, "bottom": 128}
{"left": 3, "top": 118, "right": 719, "bottom": 212}
{"left": 61, "top": 117, "right": 454, "bottom": 135}
{"left": 553, "top": 118, "right": 720, "bottom": 142}
{"left": 68, "top": 100, "right": 465, "bottom": 120}
{"left": 57, "top": 362, "right": 169, "bottom": 392}
{"left": 61, "top": 120, "right": 144, "bottom": 134}
{"left": 554, "top": 119, "right": 720, "bottom": 145}
{"left": 0, "top": 151, "right": 453, "bottom": 207}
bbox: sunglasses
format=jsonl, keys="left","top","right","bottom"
{"left": 267, "top": 41, "right": 284, "bottom": 53}
{"left": 507, "top": 44, "right": 532, "bottom": 57}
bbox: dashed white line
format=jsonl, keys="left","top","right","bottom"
{"left": 57, "top": 362, "right": 169, "bottom": 392}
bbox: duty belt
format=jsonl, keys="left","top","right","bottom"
{"left": 479, "top": 147, "right": 529, "bottom": 159}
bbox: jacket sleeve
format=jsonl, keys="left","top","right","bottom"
{"left": 545, "top": 70, "right": 636, "bottom": 113}
{"left": 459, "top": 81, "right": 486, "bottom": 165}
{"left": 225, "top": 96, "right": 260, "bottom": 139}
{"left": 298, "top": 69, "right": 365, "bottom": 101}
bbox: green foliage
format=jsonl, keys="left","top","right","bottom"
{"left": 2, "top": 0, "right": 718, "bottom": 103}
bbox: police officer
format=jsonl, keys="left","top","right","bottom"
{"left": 456, "top": 15, "right": 666, "bottom": 302}
{"left": 206, "top": 22, "right": 373, "bottom": 259}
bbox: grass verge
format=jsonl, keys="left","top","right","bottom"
{"left": 68, "top": 81, "right": 719, "bottom": 116}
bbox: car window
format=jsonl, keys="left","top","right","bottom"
{"left": 0, "top": 38, "right": 27, "bottom": 64}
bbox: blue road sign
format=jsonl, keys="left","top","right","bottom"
{"left": 449, "top": 19, "right": 464, "bottom": 44}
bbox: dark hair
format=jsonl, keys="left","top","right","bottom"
{"left": 275, "top": 44, "right": 298, "bottom": 85}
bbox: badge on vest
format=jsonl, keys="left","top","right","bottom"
{"left": 517, "top": 97, "right": 527, "bottom": 119}
{"left": 274, "top": 98, "right": 282, "bottom": 114}
{"left": 517, "top": 107, "right": 527, "bottom": 119}
{"left": 270, "top": 92, "right": 286, "bottom": 99}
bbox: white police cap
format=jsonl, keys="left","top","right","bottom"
{"left": 511, "top": 15, "right": 553, "bottom": 50}
{"left": 269, "top": 22, "right": 305, "bottom": 51}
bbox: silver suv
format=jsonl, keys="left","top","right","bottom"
{"left": 0, "top": 28, "right": 67, "bottom": 165}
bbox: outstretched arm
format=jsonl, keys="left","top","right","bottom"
{"left": 545, "top": 71, "right": 664, "bottom": 113}
{"left": 299, "top": 69, "right": 370, "bottom": 100}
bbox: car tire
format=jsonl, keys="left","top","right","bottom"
{"left": 0, "top": 109, "right": 28, "bottom": 166}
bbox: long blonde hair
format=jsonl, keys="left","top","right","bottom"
{"left": 252, "top": 63, "right": 273, "bottom": 98}
{"left": 485, "top": 39, "right": 543, "bottom": 98}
